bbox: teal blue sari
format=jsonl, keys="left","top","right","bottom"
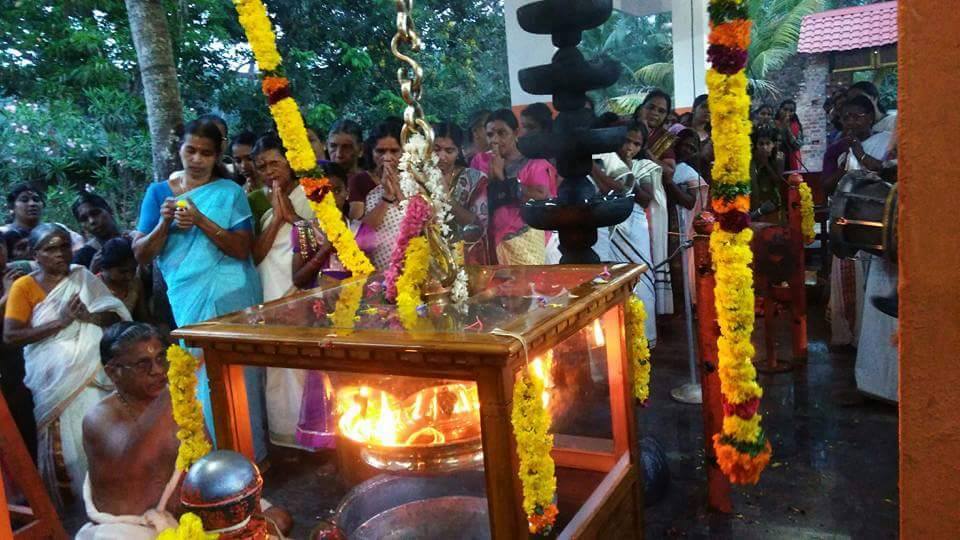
{"left": 137, "top": 178, "right": 267, "bottom": 461}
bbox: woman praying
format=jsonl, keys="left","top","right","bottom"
{"left": 360, "top": 120, "right": 406, "bottom": 270}
{"left": 432, "top": 122, "right": 490, "bottom": 264}
{"left": 3, "top": 224, "right": 130, "bottom": 506}
{"left": 471, "top": 109, "right": 557, "bottom": 265}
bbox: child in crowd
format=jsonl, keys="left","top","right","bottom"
{"left": 291, "top": 163, "right": 374, "bottom": 290}
{"left": 97, "top": 238, "right": 150, "bottom": 322}
{"left": 750, "top": 123, "right": 786, "bottom": 223}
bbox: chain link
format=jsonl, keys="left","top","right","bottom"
{"left": 390, "top": 0, "right": 434, "bottom": 150}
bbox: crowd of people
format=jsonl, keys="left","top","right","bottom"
{"left": 0, "top": 80, "right": 898, "bottom": 535}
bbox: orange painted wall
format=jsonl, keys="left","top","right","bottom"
{"left": 899, "top": 2, "right": 960, "bottom": 537}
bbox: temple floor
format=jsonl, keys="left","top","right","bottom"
{"left": 58, "top": 296, "right": 898, "bottom": 538}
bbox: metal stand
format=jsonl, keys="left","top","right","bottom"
{"left": 670, "top": 207, "right": 702, "bottom": 404}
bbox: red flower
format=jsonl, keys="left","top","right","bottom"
{"left": 707, "top": 44, "right": 749, "bottom": 75}
{"left": 300, "top": 177, "right": 332, "bottom": 203}
{"left": 718, "top": 209, "right": 751, "bottom": 233}
{"left": 262, "top": 76, "right": 292, "bottom": 105}
{"left": 722, "top": 394, "right": 760, "bottom": 419}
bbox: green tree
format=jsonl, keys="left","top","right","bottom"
{"left": 0, "top": 0, "right": 510, "bottom": 226}
{"left": 747, "top": 0, "right": 826, "bottom": 99}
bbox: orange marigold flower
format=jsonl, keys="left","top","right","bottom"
{"left": 300, "top": 177, "right": 331, "bottom": 202}
{"left": 710, "top": 20, "right": 752, "bottom": 51}
{"left": 712, "top": 195, "right": 750, "bottom": 214}
{"left": 261, "top": 76, "right": 289, "bottom": 97}
{"left": 713, "top": 434, "right": 772, "bottom": 485}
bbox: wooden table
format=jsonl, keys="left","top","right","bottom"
{"left": 174, "top": 264, "right": 645, "bottom": 539}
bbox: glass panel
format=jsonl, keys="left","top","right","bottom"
{"left": 287, "top": 370, "right": 490, "bottom": 538}
{"left": 219, "top": 265, "right": 622, "bottom": 337}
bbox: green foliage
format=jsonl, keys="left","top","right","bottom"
{"left": 581, "top": 12, "right": 674, "bottom": 111}
{"left": 747, "top": 0, "right": 827, "bottom": 100}
{"left": 0, "top": 0, "right": 509, "bottom": 227}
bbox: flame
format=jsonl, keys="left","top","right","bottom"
{"left": 336, "top": 382, "right": 481, "bottom": 447}
{"left": 592, "top": 318, "right": 606, "bottom": 347}
{"left": 529, "top": 350, "right": 554, "bottom": 408}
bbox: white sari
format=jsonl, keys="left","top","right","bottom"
{"left": 23, "top": 266, "right": 130, "bottom": 506}
{"left": 609, "top": 159, "right": 660, "bottom": 347}
{"left": 828, "top": 131, "right": 892, "bottom": 346}
{"left": 647, "top": 162, "right": 672, "bottom": 315}
{"left": 257, "top": 185, "right": 315, "bottom": 448}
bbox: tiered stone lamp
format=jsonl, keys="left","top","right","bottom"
{"left": 516, "top": 0, "right": 634, "bottom": 263}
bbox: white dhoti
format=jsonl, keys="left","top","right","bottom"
{"left": 75, "top": 471, "right": 181, "bottom": 540}
{"left": 855, "top": 255, "right": 898, "bottom": 402}
{"left": 610, "top": 203, "right": 658, "bottom": 347}
{"left": 829, "top": 255, "right": 865, "bottom": 347}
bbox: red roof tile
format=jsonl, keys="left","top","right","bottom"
{"left": 797, "top": 1, "right": 898, "bottom": 54}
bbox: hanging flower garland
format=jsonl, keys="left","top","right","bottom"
{"left": 396, "top": 236, "right": 431, "bottom": 331}
{"left": 706, "top": 0, "right": 772, "bottom": 485}
{"left": 330, "top": 278, "right": 367, "bottom": 331}
{"left": 625, "top": 296, "right": 652, "bottom": 404}
{"left": 512, "top": 363, "right": 558, "bottom": 535}
{"left": 301, "top": 181, "right": 375, "bottom": 278}
{"left": 397, "top": 134, "right": 470, "bottom": 304}
{"left": 797, "top": 181, "right": 815, "bottom": 245}
{"left": 157, "top": 513, "right": 218, "bottom": 540}
{"left": 167, "top": 346, "right": 212, "bottom": 471}
{"left": 384, "top": 195, "right": 432, "bottom": 301}
{"left": 233, "top": 0, "right": 371, "bottom": 276}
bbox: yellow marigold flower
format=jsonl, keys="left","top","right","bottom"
{"left": 309, "top": 192, "right": 374, "bottom": 277}
{"left": 167, "top": 346, "right": 211, "bottom": 471}
{"left": 268, "top": 97, "right": 317, "bottom": 173}
{"left": 626, "top": 296, "right": 652, "bottom": 402}
{"left": 234, "top": 0, "right": 282, "bottom": 72}
{"left": 723, "top": 414, "right": 763, "bottom": 443}
{"left": 396, "top": 237, "right": 430, "bottom": 331}
{"left": 158, "top": 512, "right": 218, "bottom": 540}
{"left": 798, "top": 181, "right": 816, "bottom": 244}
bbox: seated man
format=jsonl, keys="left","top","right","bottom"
{"left": 79, "top": 322, "right": 291, "bottom": 538}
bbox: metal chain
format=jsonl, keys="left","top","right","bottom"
{"left": 390, "top": 0, "right": 434, "bottom": 150}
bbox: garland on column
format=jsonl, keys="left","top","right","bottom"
{"left": 512, "top": 364, "right": 558, "bottom": 535}
{"left": 706, "top": 0, "right": 772, "bottom": 485}
{"left": 797, "top": 181, "right": 816, "bottom": 244}
{"left": 233, "top": 0, "right": 371, "bottom": 277}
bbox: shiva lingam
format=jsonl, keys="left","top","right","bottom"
{"left": 515, "top": 0, "right": 634, "bottom": 263}
{"left": 180, "top": 450, "right": 268, "bottom": 539}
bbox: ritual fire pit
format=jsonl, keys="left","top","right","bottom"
{"left": 174, "top": 264, "right": 648, "bottom": 539}
{"left": 334, "top": 382, "right": 484, "bottom": 482}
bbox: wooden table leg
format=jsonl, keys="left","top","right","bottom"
{"left": 206, "top": 351, "right": 255, "bottom": 460}
{"left": 476, "top": 367, "right": 526, "bottom": 539}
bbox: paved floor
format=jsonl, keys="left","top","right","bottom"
{"left": 59, "top": 298, "right": 899, "bottom": 538}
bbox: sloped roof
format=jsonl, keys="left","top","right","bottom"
{"left": 797, "top": 1, "right": 898, "bottom": 54}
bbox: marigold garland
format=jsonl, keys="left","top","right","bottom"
{"left": 625, "top": 296, "right": 652, "bottom": 404}
{"left": 157, "top": 512, "right": 218, "bottom": 540}
{"left": 797, "top": 181, "right": 815, "bottom": 244}
{"left": 330, "top": 278, "right": 366, "bottom": 330}
{"left": 167, "top": 345, "right": 212, "bottom": 472}
{"left": 269, "top": 97, "right": 317, "bottom": 172}
{"left": 707, "top": 0, "right": 771, "bottom": 485}
{"left": 395, "top": 236, "right": 431, "bottom": 331}
{"left": 512, "top": 365, "right": 557, "bottom": 535}
{"left": 385, "top": 195, "right": 431, "bottom": 301}
{"left": 234, "top": 0, "right": 281, "bottom": 72}
{"left": 304, "top": 190, "right": 374, "bottom": 278}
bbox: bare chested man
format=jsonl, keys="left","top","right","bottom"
{"left": 78, "top": 322, "right": 292, "bottom": 538}
{"left": 78, "top": 322, "right": 180, "bottom": 538}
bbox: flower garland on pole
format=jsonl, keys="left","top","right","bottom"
{"left": 706, "top": 0, "right": 772, "bottom": 485}
{"left": 167, "top": 345, "right": 212, "bottom": 471}
{"left": 233, "top": 0, "right": 372, "bottom": 278}
{"left": 797, "top": 181, "right": 816, "bottom": 244}
{"left": 157, "top": 513, "right": 218, "bottom": 540}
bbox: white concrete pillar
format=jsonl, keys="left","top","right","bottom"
{"left": 671, "top": 0, "right": 710, "bottom": 109}
{"left": 504, "top": 0, "right": 556, "bottom": 107}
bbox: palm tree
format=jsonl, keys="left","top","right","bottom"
{"left": 747, "top": 0, "right": 826, "bottom": 100}
{"left": 584, "top": 0, "right": 827, "bottom": 111}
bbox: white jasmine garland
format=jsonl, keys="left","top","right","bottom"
{"left": 452, "top": 268, "right": 469, "bottom": 304}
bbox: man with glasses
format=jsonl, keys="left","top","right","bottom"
{"left": 79, "top": 322, "right": 181, "bottom": 538}
{"left": 79, "top": 323, "right": 293, "bottom": 538}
